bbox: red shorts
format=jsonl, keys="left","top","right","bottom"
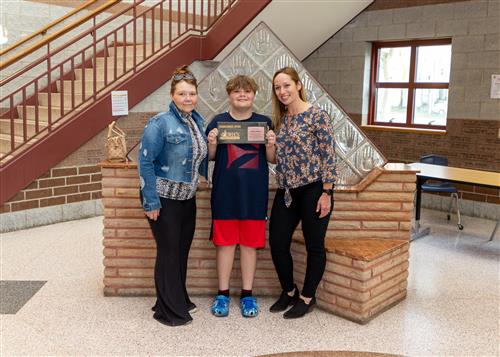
{"left": 212, "top": 220, "right": 266, "bottom": 248}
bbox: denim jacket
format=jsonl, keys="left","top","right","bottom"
{"left": 138, "top": 102, "right": 208, "bottom": 211}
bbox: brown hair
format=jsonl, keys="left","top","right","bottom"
{"left": 225, "top": 75, "right": 259, "bottom": 95}
{"left": 170, "top": 65, "right": 197, "bottom": 95}
{"left": 271, "top": 67, "right": 307, "bottom": 130}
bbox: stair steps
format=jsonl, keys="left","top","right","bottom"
{"left": 95, "top": 56, "right": 137, "bottom": 70}
{"left": 2, "top": 43, "right": 148, "bottom": 157}
{"left": 38, "top": 92, "right": 84, "bottom": 108}
{"left": 57, "top": 79, "right": 106, "bottom": 95}
{"left": 0, "top": 118, "right": 45, "bottom": 137}
{"left": 0, "top": 133, "right": 25, "bottom": 152}
{"left": 74, "top": 67, "right": 126, "bottom": 81}
{"left": 107, "top": 44, "right": 157, "bottom": 58}
{"left": 17, "top": 105, "right": 66, "bottom": 121}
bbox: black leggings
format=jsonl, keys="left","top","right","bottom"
{"left": 145, "top": 196, "right": 196, "bottom": 326}
{"left": 269, "top": 181, "right": 332, "bottom": 298}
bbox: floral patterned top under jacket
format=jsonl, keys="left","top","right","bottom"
{"left": 275, "top": 105, "right": 337, "bottom": 206}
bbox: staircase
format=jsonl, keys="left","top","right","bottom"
{"left": 0, "top": 0, "right": 271, "bottom": 204}
{"left": 0, "top": 43, "right": 154, "bottom": 160}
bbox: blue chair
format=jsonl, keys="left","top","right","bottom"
{"left": 420, "top": 154, "right": 463, "bottom": 230}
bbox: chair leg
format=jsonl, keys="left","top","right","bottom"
{"left": 452, "top": 192, "right": 463, "bottom": 230}
{"left": 489, "top": 220, "right": 499, "bottom": 241}
{"left": 447, "top": 194, "right": 454, "bottom": 220}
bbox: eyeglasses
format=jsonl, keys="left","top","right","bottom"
{"left": 173, "top": 73, "right": 195, "bottom": 81}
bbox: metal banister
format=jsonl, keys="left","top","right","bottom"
{"left": 0, "top": 0, "right": 121, "bottom": 71}
{"left": 0, "top": 0, "right": 102, "bottom": 58}
{"left": 0, "top": 0, "right": 239, "bottom": 160}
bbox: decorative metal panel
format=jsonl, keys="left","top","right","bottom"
{"left": 197, "top": 22, "right": 386, "bottom": 187}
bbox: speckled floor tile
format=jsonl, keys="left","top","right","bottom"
{"left": 0, "top": 280, "right": 46, "bottom": 314}
{"left": 0, "top": 315, "right": 70, "bottom": 355}
{"left": 0, "top": 212, "right": 499, "bottom": 356}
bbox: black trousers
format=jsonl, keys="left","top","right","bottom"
{"left": 269, "top": 181, "right": 332, "bottom": 298}
{"left": 146, "top": 196, "right": 196, "bottom": 326}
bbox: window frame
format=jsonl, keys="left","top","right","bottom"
{"left": 368, "top": 38, "right": 452, "bottom": 130}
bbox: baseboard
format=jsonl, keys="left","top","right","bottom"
{"left": 421, "top": 193, "right": 499, "bottom": 221}
{"left": 0, "top": 199, "right": 103, "bottom": 233}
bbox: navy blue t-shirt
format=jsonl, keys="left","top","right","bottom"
{"left": 206, "top": 112, "right": 272, "bottom": 220}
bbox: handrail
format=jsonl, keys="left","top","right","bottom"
{"left": 0, "top": 0, "right": 143, "bottom": 88}
{"left": 0, "top": 0, "right": 100, "bottom": 58}
{"left": 0, "top": 0, "right": 120, "bottom": 71}
{"left": 0, "top": 0, "right": 271, "bottom": 205}
{"left": 0, "top": 0, "right": 239, "bottom": 163}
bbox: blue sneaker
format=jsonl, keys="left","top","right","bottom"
{"left": 211, "top": 295, "right": 230, "bottom": 317}
{"left": 240, "top": 296, "right": 259, "bottom": 318}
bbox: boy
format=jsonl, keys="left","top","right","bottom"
{"left": 206, "top": 75, "right": 275, "bottom": 317}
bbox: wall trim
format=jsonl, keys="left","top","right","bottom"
{"left": 421, "top": 193, "right": 499, "bottom": 221}
{"left": 0, "top": 199, "right": 103, "bottom": 233}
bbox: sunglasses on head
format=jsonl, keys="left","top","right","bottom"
{"left": 173, "top": 73, "right": 195, "bottom": 81}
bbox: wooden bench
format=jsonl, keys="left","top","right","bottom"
{"left": 291, "top": 238, "right": 409, "bottom": 324}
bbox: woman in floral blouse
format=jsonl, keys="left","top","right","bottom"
{"left": 267, "top": 66, "right": 336, "bottom": 319}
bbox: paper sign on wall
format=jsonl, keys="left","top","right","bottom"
{"left": 111, "top": 90, "right": 129, "bottom": 116}
{"left": 491, "top": 75, "right": 500, "bottom": 99}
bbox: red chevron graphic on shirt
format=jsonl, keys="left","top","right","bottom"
{"left": 226, "top": 144, "right": 259, "bottom": 169}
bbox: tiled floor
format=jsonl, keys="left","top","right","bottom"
{"left": 1, "top": 209, "right": 499, "bottom": 356}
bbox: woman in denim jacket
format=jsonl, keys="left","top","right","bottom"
{"left": 138, "top": 66, "right": 208, "bottom": 326}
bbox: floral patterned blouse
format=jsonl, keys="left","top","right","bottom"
{"left": 275, "top": 105, "right": 337, "bottom": 206}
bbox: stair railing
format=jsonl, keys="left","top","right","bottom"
{"left": 0, "top": 0, "right": 236, "bottom": 163}
{"left": 0, "top": 0, "right": 102, "bottom": 61}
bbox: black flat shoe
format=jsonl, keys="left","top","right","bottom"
{"left": 283, "top": 297, "right": 316, "bottom": 319}
{"left": 269, "top": 284, "right": 299, "bottom": 312}
{"left": 187, "top": 301, "right": 198, "bottom": 314}
{"left": 152, "top": 301, "right": 197, "bottom": 313}
{"left": 153, "top": 313, "right": 193, "bottom": 327}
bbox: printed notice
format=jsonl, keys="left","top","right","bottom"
{"left": 247, "top": 126, "right": 265, "bottom": 142}
{"left": 491, "top": 75, "right": 500, "bottom": 99}
{"left": 111, "top": 90, "right": 129, "bottom": 116}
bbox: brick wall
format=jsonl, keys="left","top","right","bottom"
{"left": 0, "top": 165, "right": 102, "bottom": 214}
{"left": 304, "top": 0, "right": 500, "bottom": 206}
{"left": 356, "top": 116, "right": 500, "bottom": 205}
{"left": 0, "top": 112, "right": 152, "bottom": 215}
{"left": 101, "top": 161, "right": 416, "bottom": 296}
{"left": 294, "top": 238, "right": 409, "bottom": 324}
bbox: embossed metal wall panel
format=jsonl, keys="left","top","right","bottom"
{"left": 198, "top": 22, "right": 386, "bottom": 187}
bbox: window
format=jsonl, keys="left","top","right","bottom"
{"left": 368, "top": 39, "right": 452, "bottom": 129}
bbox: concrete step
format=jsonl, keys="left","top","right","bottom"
{"left": 107, "top": 44, "right": 158, "bottom": 57}
{"left": 74, "top": 67, "right": 126, "bottom": 81}
{"left": 0, "top": 118, "right": 45, "bottom": 137}
{"left": 0, "top": 152, "right": 13, "bottom": 161}
{"left": 0, "top": 133, "right": 24, "bottom": 152}
{"left": 17, "top": 105, "right": 65, "bottom": 121}
{"left": 38, "top": 92, "right": 84, "bottom": 108}
{"left": 95, "top": 56, "right": 136, "bottom": 70}
{"left": 57, "top": 79, "right": 105, "bottom": 95}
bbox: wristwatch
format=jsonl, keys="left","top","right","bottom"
{"left": 322, "top": 188, "right": 333, "bottom": 196}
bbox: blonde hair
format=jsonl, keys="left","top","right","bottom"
{"left": 271, "top": 67, "right": 307, "bottom": 131}
{"left": 226, "top": 75, "right": 259, "bottom": 94}
{"left": 170, "top": 65, "right": 197, "bottom": 95}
